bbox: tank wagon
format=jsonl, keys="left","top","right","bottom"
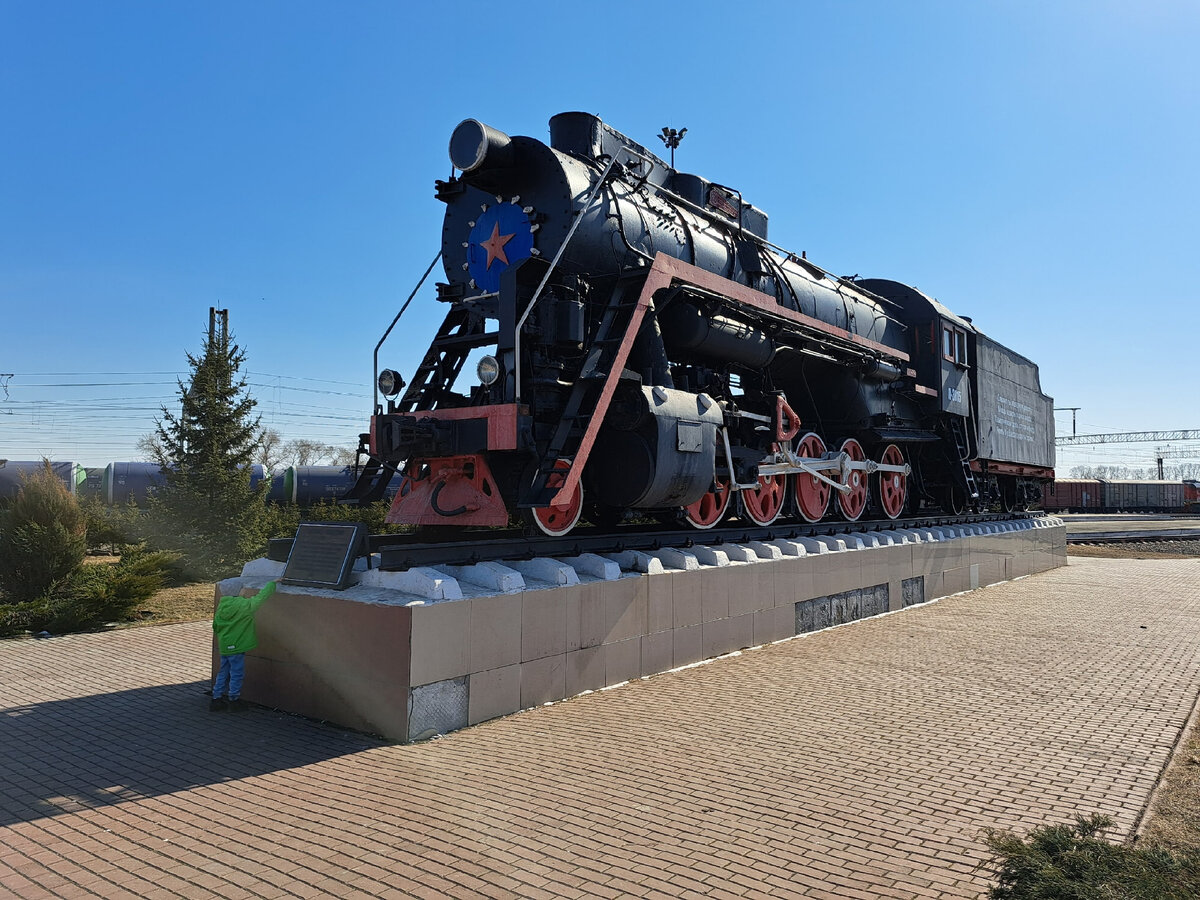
{"left": 349, "top": 113, "right": 1056, "bottom": 534}
{"left": 0, "top": 460, "right": 85, "bottom": 499}
{"left": 13, "top": 461, "right": 376, "bottom": 508}
{"left": 94, "top": 462, "right": 268, "bottom": 506}
{"left": 282, "top": 465, "right": 396, "bottom": 505}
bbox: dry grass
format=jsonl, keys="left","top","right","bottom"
{"left": 123, "top": 582, "right": 216, "bottom": 627}
{"left": 1141, "top": 724, "right": 1200, "bottom": 854}
{"left": 81, "top": 553, "right": 216, "bottom": 627}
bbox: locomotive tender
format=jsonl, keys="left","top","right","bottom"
{"left": 352, "top": 113, "right": 1055, "bottom": 535}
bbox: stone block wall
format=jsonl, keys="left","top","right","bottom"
{"left": 215, "top": 518, "right": 1067, "bottom": 742}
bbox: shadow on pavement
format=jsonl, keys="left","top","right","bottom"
{"left": 0, "top": 679, "right": 382, "bottom": 827}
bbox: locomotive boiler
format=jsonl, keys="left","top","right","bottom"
{"left": 349, "top": 113, "right": 1055, "bottom": 535}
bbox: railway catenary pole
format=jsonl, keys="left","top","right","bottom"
{"left": 1056, "top": 429, "right": 1200, "bottom": 446}
{"left": 1054, "top": 407, "right": 1080, "bottom": 436}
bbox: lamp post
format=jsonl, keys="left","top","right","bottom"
{"left": 658, "top": 126, "right": 687, "bottom": 168}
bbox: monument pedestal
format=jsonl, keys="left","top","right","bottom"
{"left": 215, "top": 519, "right": 1067, "bottom": 742}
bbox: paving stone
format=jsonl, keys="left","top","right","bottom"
{"left": 2, "top": 557, "right": 1199, "bottom": 899}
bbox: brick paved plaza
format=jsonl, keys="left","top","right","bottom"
{"left": 3, "top": 555, "right": 1200, "bottom": 899}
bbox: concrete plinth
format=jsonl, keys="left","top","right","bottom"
{"left": 216, "top": 518, "right": 1067, "bottom": 742}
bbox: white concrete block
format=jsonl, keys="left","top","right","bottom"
{"left": 746, "top": 540, "right": 783, "bottom": 560}
{"left": 792, "top": 537, "right": 830, "bottom": 554}
{"left": 647, "top": 548, "right": 701, "bottom": 571}
{"left": 813, "top": 536, "right": 847, "bottom": 552}
{"left": 691, "top": 545, "right": 731, "bottom": 567}
{"left": 559, "top": 553, "right": 622, "bottom": 580}
{"left": 603, "top": 550, "right": 665, "bottom": 574}
{"left": 504, "top": 557, "right": 581, "bottom": 586}
{"left": 241, "top": 558, "right": 286, "bottom": 578}
{"left": 723, "top": 544, "right": 760, "bottom": 563}
{"left": 439, "top": 561, "right": 525, "bottom": 593}
{"left": 768, "top": 539, "right": 808, "bottom": 557}
{"left": 357, "top": 566, "right": 464, "bottom": 600}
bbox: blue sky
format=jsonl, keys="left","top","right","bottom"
{"left": 2, "top": 0, "right": 1198, "bottom": 473}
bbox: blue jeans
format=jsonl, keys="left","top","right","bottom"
{"left": 213, "top": 653, "right": 246, "bottom": 700}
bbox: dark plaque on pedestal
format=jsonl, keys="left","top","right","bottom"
{"left": 281, "top": 522, "right": 367, "bottom": 590}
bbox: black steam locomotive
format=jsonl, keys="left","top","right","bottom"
{"left": 349, "top": 113, "right": 1055, "bottom": 536}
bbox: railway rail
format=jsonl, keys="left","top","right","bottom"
{"left": 1066, "top": 529, "right": 1200, "bottom": 545}
{"left": 269, "top": 511, "right": 1041, "bottom": 572}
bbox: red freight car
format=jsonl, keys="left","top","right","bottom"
{"left": 1041, "top": 478, "right": 1102, "bottom": 512}
{"left": 1184, "top": 480, "right": 1200, "bottom": 510}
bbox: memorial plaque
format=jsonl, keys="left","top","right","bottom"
{"left": 281, "top": 522, "right": 367, "bottom": 590}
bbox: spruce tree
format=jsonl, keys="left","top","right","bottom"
{"left": 149, "top": 308, "right": 266, "bottom": 577}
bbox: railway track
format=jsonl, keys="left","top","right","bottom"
{"left": 268, "top": 511, "right": 1041, "bottom": 572}
{"left": 1066, "top": 529, "right": 1200, "bottom": 545}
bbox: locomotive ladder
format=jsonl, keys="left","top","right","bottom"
{"left": 948, "top": 416, "right": 980, "bottom": 503}
{"left": 341, "top": 308, "right": 490, "bottom": 506}
{"left": 398, "top": 306, "right": 490, "bottom": 412}
{"left": 522, "top": 274, "right": 646, "bottom": 507}
{"left": 340, "top": 449, "right": 396, "bottom": 505}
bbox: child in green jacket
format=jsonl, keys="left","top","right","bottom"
{"left": 211, "top": 580, "right": 277, "bottom": 712}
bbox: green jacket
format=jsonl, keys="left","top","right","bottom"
{"left": 213, "top": 581, "right": 277, "bottom": 656}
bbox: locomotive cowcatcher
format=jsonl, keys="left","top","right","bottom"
{"left": 347, "top": 113, "right": 1055, "bottom": 536}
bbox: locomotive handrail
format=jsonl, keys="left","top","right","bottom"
{"left": 373, "top": 250, "right": 442, "bottom": 412}
{"left": 511, "top": 151, "right": 906, "bottom": 407}
{"left": 513, "top": 145, "right": 660, "bottom": 403}
{"left": 638, "top": 176, "right": 908, "bottom": 322}
{"left": 513, "top": 153, "right": 622, "bottom": 404}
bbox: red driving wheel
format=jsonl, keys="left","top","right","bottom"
{"left": 792, "top": 432, "right": 831, "bottom": 523}
{"left": 876, "top": 443, "right": 907, "bottom": 520}
{"left": 529, "top": 459, "right": 584, "bottom": 537}
{"left": 683, "top": 475, "right": 732, "bottom": 529}
{"left": 741, "top": 465, "right": 787, "bottom": 526}
{"left": 836, "top": 438, "right": 869, "bottom": 522}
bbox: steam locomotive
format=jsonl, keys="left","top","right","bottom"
{"left": 349, "top": 113, "right": 1055, "bottom": 536}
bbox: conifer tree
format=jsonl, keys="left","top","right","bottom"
{"left": 149, "top": 308, "right": 266, "bottom": 576}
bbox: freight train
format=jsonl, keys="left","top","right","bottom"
{"left": 1043, "top": 478, "right": 1200, "bottom": 513}
{"left": 0, "top": 460, "right": 380, "bottom": 507}
{"left": 344, "top": 112, "right": 1056, "bottom": 535}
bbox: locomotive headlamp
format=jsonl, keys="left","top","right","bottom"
{"left": 449, "top": 119, "right": 513, "bottom": 174}
{"left": 476, "top": 355, "right": 500, "bottom": 386}
{"left": 377, "top": 368, "right": 405, "bottom": 397}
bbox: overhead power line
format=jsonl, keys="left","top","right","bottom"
{"left": 1056, "top": 429, "right": 1200, "bottom": 446}
{"left": 10, "top": 370, "right": 363, "bottom": 387}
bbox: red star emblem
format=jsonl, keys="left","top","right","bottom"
{"left": 479, "top": 222, "right": 515, "bottom": 270}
